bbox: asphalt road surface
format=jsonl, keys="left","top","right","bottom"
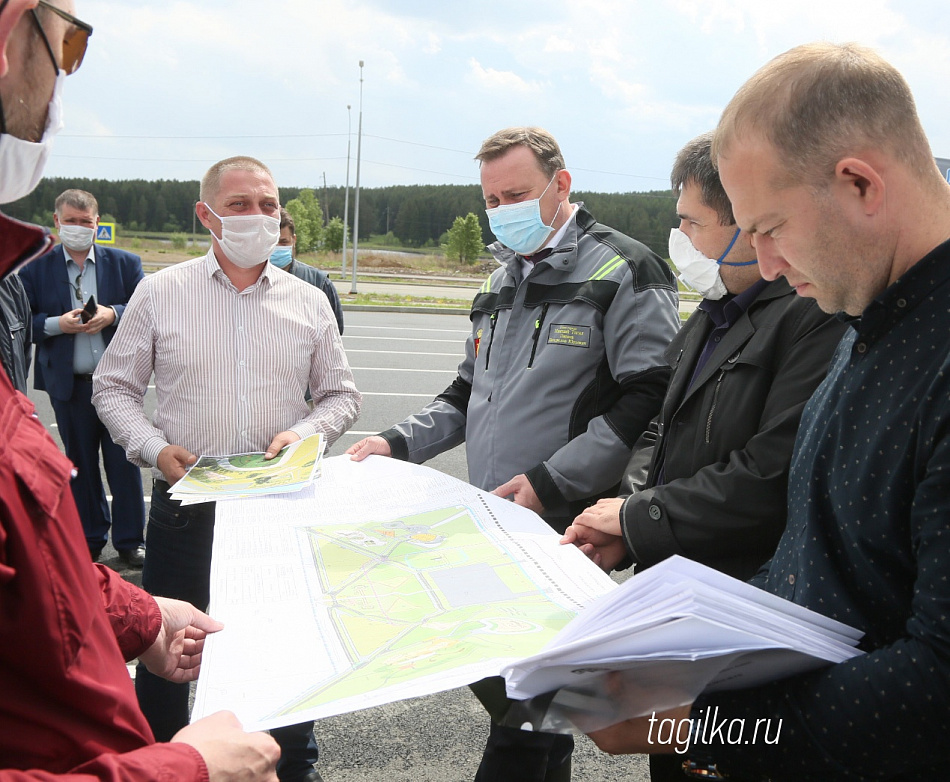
{"left": 25, "top": 307, "right": 649, "bottom": 782}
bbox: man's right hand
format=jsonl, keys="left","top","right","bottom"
{"left": 346, "top": 436, "right": 392, "bottom": 461}
{"left": 157, "top": 444, "right": 197, "bottom": 484}
{"left": 58, "top": 308, "right": 86, "bottom": 334}
{"left": 561, "top": 521, "right": 628, "bottom": 572}
{"left": 171, "top": 711, "right": 279, "bottom": 782}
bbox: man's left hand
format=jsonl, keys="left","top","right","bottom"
{"left": 83, "top": 305, "right": 116, "bottom": 335}
{"left": 588, "top": 703, "right": 693, "bottom": 755}
{"left": 139, "top": 596, "right": 224, "bottom": 684}
{"left": 264, "top": 430, "right": 300, "bottom": 460}
{"left": 572, "top": 497, "right": 624, "bottom": 536}
{"left": 491, "top": 473, "right": 544, "bottom": 515}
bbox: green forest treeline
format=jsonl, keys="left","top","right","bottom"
{"left": 7, "top": 178, "right": 678, "bottom": 258}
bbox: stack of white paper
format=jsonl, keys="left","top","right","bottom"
{"left": 502, "top": 556, "right": 863, "bottom": 714}
{"left": 169, "top": 433, "right": 325, "bottom": 505}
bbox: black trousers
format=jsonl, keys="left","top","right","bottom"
{"left": 474, "top": 720, "right": 573, "bottom": 782}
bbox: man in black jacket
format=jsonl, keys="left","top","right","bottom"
{"left": 564, "top": 131, "right": 845, "bottom": 578}
{"left": 563, "top": 131, "right": 847, "bottom": 780}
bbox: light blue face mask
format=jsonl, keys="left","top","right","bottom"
{"left": 269, "top": 246, "right": 293, "bottom": 268}
{"left": 485, "top": 173, "right": 561, "bottom": 256}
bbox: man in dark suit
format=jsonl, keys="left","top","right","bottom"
{"left": 19, "top": 188, "right": 147, "bottom": 566}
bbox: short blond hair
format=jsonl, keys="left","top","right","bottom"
{"left": 200, "top": 156, "right": 275, "bottom": 204}
{"left": 475, "top": 127, "right": 565, "bottom": 178}
{"left": 713, "top": 42, "right": 935, "bottom": 187}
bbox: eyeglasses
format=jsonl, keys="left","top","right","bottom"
{"left": 72, "top": 271, "right": 83, "bottom": 300}
{"left": 32, "top": 1, "right": 93, "bottom": 76}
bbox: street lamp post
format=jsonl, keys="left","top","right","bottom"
{"left": 350, "top": 61, "right": 364, "bottom": 295}
{"left": 341, "top": 104, "right": 352, "bottom": 279}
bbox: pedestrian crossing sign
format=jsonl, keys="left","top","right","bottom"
{"left": 96, "top": 222, "right": 115, "bottom": 244}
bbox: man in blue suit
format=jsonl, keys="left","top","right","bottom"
{"left": 19, "top": 188, "right": 147, "bottom": 566}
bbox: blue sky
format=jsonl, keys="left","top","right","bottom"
{"left": 47, "top": 0, "right": 950, "bottom": 194}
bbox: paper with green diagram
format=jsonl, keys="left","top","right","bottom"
{"left": 191, "top": 454, "right": 617, "bottom": 731}
{"left": 168, "top": 433, "right": 325, "bottom": 505}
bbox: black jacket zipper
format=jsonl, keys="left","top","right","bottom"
{"left": 705, "top": 369, "right": 726, "bottom": 443}
{"left": 484, "top": 312, "right": 498, "bottom": 370}
{"left": 528, "top": 303, "right": 549, "bottom": 368}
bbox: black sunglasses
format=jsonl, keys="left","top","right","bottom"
{"left": 33, "top": 1, "right": 93, "bottom": 75}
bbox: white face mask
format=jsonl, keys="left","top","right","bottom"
{"left": 204, "top": 204, "right": 281, "bottom": 269}
{"left": 58, "top": 224, "right": 96, "bottom": 252}
{"left": 0, "top": 71, "right": 66, "bottom": 205}
{"left": 668, "top": 227, "right": 730, "bottom": 300}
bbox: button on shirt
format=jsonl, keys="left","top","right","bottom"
{"left": 702, "top": 240, "right": 950, "bottom": 779}
{"left": 43, "top": 245, "right": 105, "bottom": 374}
{"left": 92, "top": 249, "right": 361, "bottom": 476}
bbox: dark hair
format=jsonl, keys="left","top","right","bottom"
{"left": 279, "top": 207, "right": 295, "bottom": 235}
{"left": 671, "top": 132, "right": 734, "bottom": 226}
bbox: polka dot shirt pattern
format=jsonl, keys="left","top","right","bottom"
{"left": 698, "top": 240, "right": 950, "bottom": 780}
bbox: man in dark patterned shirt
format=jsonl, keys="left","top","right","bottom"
{"left": 586, "top": 42, "right": 950, "bottom": 780}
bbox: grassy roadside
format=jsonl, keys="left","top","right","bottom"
{"left": 120, "top": 236, "right": 697, "bottom": 314}
{"left": 126, "top": 237, "right": 486, "bottom": 310}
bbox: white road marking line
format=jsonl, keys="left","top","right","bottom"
{"left": 350, "top": 366, "right": 456, "bottom": 373}
{"left": 345, "top": 349, "right": 462, "bottom": 357}
{"left": 343, "top": 335, "right": 464, "bottom": 344}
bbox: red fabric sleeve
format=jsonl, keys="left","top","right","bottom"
{"left": 94, "top": 563, "right": 162, "bottom": 662}
{"left": 0, "top": 742, "right": 208, "bottom": 782}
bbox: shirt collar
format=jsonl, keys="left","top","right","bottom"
{"left": 535, "top": 203, "right": 577, "bottom": 256}
{"left": 518, "top": 205, "right": 579, "bottom": 280}
{"left": 202, "top": 247, "right": 273, "bottom": 289}
{"left": 699, "top": 277, "right": 769, "bottom": 328}
{"left": 855, "top": 236, "right": 950, "bottom": 343}
{"left": 62, "top": 242, "right": 96, "bottom": 267}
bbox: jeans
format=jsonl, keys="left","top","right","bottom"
{"left": 136, "top": 481, "right": 318, "bottom": 780}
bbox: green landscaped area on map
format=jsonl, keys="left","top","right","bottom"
{"left": 177, "top": 436, "right": 323, "bottom": 492}
{"left": 271, "top": 506, "right": 574, "bottom": 718}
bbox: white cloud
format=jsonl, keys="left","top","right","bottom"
{"left": 43, "top": 0, "right": 950, "bottom": 191}
{"left": 467, "top": 58, "right": 539, "bottom": 95}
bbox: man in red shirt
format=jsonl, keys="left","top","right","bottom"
{"left": 0, "top": 2, "right": 279, "bottom": 779}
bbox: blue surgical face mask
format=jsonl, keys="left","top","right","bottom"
{"left": 485, "top": 173, "right": 561, "bottom": 256}
{"left": 269, "top": 246, "right": 293, "bottom": 268}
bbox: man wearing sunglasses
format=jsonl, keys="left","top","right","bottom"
{"left": 0, "top": 2, "right": 279, "bottom": 779}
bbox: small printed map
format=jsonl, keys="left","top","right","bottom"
{"left": 272, "top": 505, "right": 575, "bottom": 719}
{"left": 170, "top": 433, "right": 325, "bottom": 503}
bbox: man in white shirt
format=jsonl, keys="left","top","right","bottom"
{"left": 94, "top": 155, "right": 361, "bottom": 782}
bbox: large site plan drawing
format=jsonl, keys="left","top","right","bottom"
{"left": 192, "top": 456, "right": 616, "bottom": 731}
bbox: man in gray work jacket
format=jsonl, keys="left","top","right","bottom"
{"left": 348, "top": 126, "right": 680, "bottom": 782}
